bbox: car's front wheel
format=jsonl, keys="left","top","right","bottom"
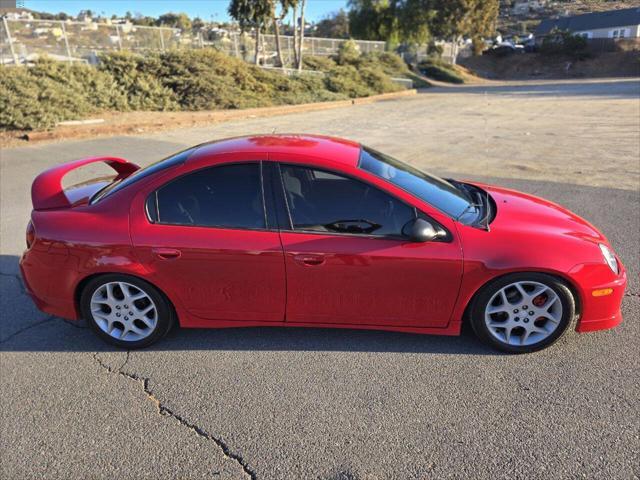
{"left": 80, "top": 274, "right": 174, "bottom": 348}
{"left": 469, "top": 273, "right": 576, "bottom": 353}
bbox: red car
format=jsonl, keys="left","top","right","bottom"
{"left": 20, "top": 135, "right": 626, "bottom": 353}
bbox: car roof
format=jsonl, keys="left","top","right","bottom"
{"left": 188, "top": 134, "right": 362, "bottom": 168}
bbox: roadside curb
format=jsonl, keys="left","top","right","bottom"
{"left": 2, "top": 89, "right": 418, "bottom": 148}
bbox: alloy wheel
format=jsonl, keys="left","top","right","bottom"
{"left": 484, "top": 280, "right": 563, "bottom": 347}
{"left": 90, "top": 281, "right": 158, "bottom": 342}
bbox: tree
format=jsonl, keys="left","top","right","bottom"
{"left": 348, "top": 0, "right": 499, "bottom": 58}
{"left": 296, "top": 0, "right": 306, "bottom": 70}
{"left": 271, "top": 0, "right": 298, "bottom": 67}
{"left": 291, "top": 2, "right": 299, "bottom": 66}
{"left": 347, "top": 0, "right": 401, "bottom": 44}
{"left": 315, "top": 9, "right": 349, "bottom": 38}
{"left": 426, "top": 0, "right": 499, "bottom": 59}
{"left": 192, "top": 17, "right": 206, "bottom": 32}
{"left": 157, "top": 12, "right": 192, "bottom": 31}
{"left": 132, "top": 13, "right": 156, "bottom": 27}
{"left": 229, "top": 0, "right": 272, "bottom": 65}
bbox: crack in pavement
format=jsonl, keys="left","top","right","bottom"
{"left": 93, "top": 352, "right": 257, "bottom": 479}
{"left": 0, "top": 315, "right": 56, "bottom": 345}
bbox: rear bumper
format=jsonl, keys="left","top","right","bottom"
{"left": 570, "top": 262, "right": 627, "bottom": 333}
{"left": 20, "top": 250, "right": 78, "bottom": 320}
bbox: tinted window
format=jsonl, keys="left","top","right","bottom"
{"left": 152, "top": 163, "right": 265, "bottom": 229}
{"left": 359, "top": 147, "right": 473, "bottom": 221}
{"left": 280, "top": 164, "right": 414, "bottom": 236}
{"left": 92, "top": 146, "right": 198, "bottom": 204}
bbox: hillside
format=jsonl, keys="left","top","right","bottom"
{"left": 498, "top": 0, "right": 640, "bottom": 36}
{"left": 460, "top": 50, "right": 640, "bottom": 79}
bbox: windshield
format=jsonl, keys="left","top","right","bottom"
{"left": 359, "top": 147, "right": 474, "bottom": 220}
{"left": 90, "top": 146, "right": 198, "bottom": 204}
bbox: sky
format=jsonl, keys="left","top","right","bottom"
{"left": 23, "top": 0, "right": 349, "bottom": 22}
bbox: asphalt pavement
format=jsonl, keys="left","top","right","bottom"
{"left": 1, "top": 79, "right": 638, "bottom": 479}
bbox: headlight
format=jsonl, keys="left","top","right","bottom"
{"left": 599, "top": 243, "right": 619, "bottom": 274}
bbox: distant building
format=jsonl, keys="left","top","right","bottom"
{"left": 535, "top": 7, "right": 640, "bottom": 39}
{"left": 0, "top": 7, "right": 34, "bottom": 20}
{"left": 512, "top": 0, "right": 547, "bottom": 16}
{"left": 77, "top": 11, "right": 93, "bottom": 23}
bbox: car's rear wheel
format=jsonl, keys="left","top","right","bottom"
{"left": 81, "top": 274, "right": 173, "bottom": 348}
{"left": 469, "top": 273, "right": 576, "bottom": 353}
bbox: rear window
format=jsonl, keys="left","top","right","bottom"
{"left": 90, "top": 146, "right": 198, "bottom": 204}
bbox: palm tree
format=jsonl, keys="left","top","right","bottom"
{"left": 228, "top": 0, "right": 271, "bottom": 65}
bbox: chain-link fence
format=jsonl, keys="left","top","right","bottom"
{"left": 207, "top": 31, "right": 385, "bottom": 65}
{"left": 1, "top": 18, "right": 386, "bottom": 66}
{"left": 1, "top": 18, "right": 184, "bottom": 64}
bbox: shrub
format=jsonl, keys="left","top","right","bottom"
{"left": 359, "top": 66, "right": 400, "bottom": 93}
{"left": 0, "top": 67, "right": 86, "bottom": 130}
{"left": 303, "top": 55, "right": 336, "bottom": 71}
{"left": 30, "top": 58, "right": 128, "bottom": 111}
{"left": 361, "top": 51, "right": 408, "bottom": 76}
{"left": 417, "top": 59, "right": 464, "bottom": 84}
{"left": 1, "top": 48, "right": 406, "bottom": 131}
{"left": 325, "top": 65, "right": 374, "bottom": 97}
{"left": 335, "top": 39, "right": 361, "bottom": 65}
{"left": 98, "top": 52, "right": 178, "bottom": 110}
{"left": 0, "top": 59, "right": 129, "bottom": 130}
{"left": 540, "top": 30, "right": 590, "bottom": 59}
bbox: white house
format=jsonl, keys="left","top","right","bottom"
{"left": 535, "top": 7, "right": 640, "bottom": 40}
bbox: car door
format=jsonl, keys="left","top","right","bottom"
{"left": 273, "top": 162, "right": 463, "bottom": 329}
{"left": 130, "top": 161, "right": 286, "bottom": 322}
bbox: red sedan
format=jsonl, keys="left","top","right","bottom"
{"left": 20, "top": 135, "right": 626, "bottom": 353}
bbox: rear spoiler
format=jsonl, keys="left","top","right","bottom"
{"left": 31, "top": 156, "right": 140, "bottom": 210}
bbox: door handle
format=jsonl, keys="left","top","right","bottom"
{"left": 293, "top": 254, "right": 325, "bottom": 266}
{"left": 152, "top": 248, "right": 181, "bottom": 260}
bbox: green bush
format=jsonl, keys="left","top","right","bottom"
{"left": 1, "top": 48, "right": 406, "bottom": 131}
{"left": 335, "top": 39, "right": 361, "bottom": 65}
{"left": 540, "top": 30, "right": 590, "bottom": 59}
{"left": 0, "top": 67, "right": 83, "bottom": 130}
{"left": 325, "top": 65, "right": 375, "bottom": 98}
{"left": 417, "top": 59, "right": 464, "bottom": 84}
{"left": 30, "top": 58, "right": 128, "bottom": 111}
{"left": 98, "top": 52, "right": 178, "bottom": 110}
{"left": 359, "top": 66, "right": 400, "bottom": 93}
{"left": 0, "top": 59, "right": 128, "bottom": 130}
{"left": 302, "top": 55, "right": 337, "bottom": 71}
{"left": 361, "top": 51, "right": 408, "bottom": 76}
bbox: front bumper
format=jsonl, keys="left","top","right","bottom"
{"left": 569, "top": 261, "right": 627, "bottom": 333}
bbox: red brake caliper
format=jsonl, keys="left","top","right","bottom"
{"left": 532, "top": 294, "right": 547, "bottom": 307}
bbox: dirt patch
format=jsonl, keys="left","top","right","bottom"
{"left": 460, "top": 51, "right": 640, "bottom": 80}
{"left": 0, "top": 89, "right": 417, "bottom": 149}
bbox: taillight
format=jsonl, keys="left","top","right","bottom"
{"left": 26, "top": 221, "right": 35, "bottom": 248}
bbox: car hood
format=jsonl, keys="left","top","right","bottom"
{"left": 473, "top": 182, "right": 607, "bottom": 244}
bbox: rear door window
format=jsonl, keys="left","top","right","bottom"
{"left": 148, "top": 163, "right": 266, "bottom": 230}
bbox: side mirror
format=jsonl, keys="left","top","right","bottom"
{"left": 404, "top": 218, "right": 446, "bottom": 242}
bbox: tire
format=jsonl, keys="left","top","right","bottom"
{"left": 80, "top": 274, "right": 174, "bottom": 349}
{"left": 469, "top": 272, "right": 576, "bottom": 353}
